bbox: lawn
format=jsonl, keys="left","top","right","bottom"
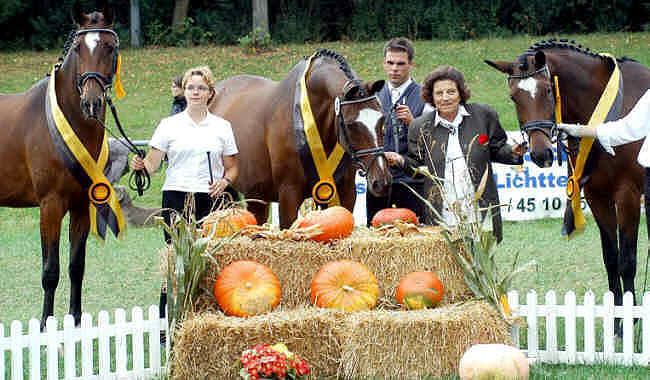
{"left": 1, "top": 32, "right": 650, "bottom": 379}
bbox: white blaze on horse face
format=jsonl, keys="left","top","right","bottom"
{"left": 84, "top": 32, "right": 100, "bottom": 55}
{"left": 356, "top": 107, "right": 386, "bottom": 170}
{"left": 517, "top": 77, "right": 538, "bottom": 99}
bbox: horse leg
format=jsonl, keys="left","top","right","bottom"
{"left": 616, "top": 193, "right": 640, "bottom": 327}
{"left": 278, "top": 186, "right": 302, "bottom": 229}
{"left": 39, "top": 198, "right": 66, "bottom": 330}
{"left": 68, "top": 205, "right": 90, "bottom": 326}
{"left": 589, "top": 196, "right": 623, "bottom": 336}
{"left": 247, "top": 201, "right": 270, "bottom": 226}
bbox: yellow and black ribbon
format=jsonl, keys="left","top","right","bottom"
{"left": 563, "top": 53, "right": 623, "bottom": 239}
{"left": 293, "top": 52, "right": 348, "bottom": 206}
{"left": 45, "top": 67, "right": 126, "bottom": 240}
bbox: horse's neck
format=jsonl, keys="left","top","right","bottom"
{"left": 552, "top": 52, "right": 612, "bottom": 124}
{"left": 54, "top": 67, "right": 105, "bottom": 158}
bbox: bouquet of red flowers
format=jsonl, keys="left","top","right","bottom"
{"left": 237, "top": 343, "right": 310, "bottom": 380}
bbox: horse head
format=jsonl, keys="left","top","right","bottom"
{"left": 486, "top": 50, "right": 557, "bottom": 168}
{"left": 69, "top": 1, "right": 119, "bottom": 120}
{"left": 336, "top": 79, "right": 392, "bottom": 196}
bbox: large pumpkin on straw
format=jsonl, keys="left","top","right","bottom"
{"left": 371, "top": 207, "right": 418, "bottom": 227}
{"left": 396, "top": 271, "right": 444, "bottom": 310}
{"left": 310, "top": 260, "right": 378, "bottom": 312}
{"left": 214, "top": 260, "right": 281, "bottom": 317}
{"left": 297, "top": 205, "right": 354, "bottom": 242}
{"left": 203, "top": 208, "right": 257, "bottom": 238}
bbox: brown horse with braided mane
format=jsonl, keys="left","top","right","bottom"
{"left": 0, "top": 2, "right": 120, "bottom": 328}
{"left": 486, "top": 39, "right": 650, "bottom": 335}
{"left": 210, "top": 49, "right": 391, "bottom": 228}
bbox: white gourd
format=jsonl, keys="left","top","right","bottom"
{"left": 458, "top": 344, "right": 529, "bottom": 380}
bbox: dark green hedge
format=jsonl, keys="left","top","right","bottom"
{"left": 0, "top": 0, "right": 647, "bottom": 50}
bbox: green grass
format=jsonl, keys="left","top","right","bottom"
{"left": 1, "top": 33, "right": 650, "bottom": 379}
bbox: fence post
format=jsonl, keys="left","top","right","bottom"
{"left": 603, "top": 292, "right": 615, "bottom": 362}
{"left": 115, "top": 308, "right": 128, "bottom": 377}
{"left": 10, "top": 320, "right": 23, "bottom": 380}
{"left": 545, "top": 291, "right": 558, "bottom": 363}
{"left": 583, "top": 291, "right": 595, "bottom": 364}
{"left": 132, "top": 307, "right": 145, "bottom": 374}
{"left": 28, "top": 319, "right": 40, "bottom": 378}
{"left": 565, "top": 291, "right": 577, "bottom": 364}
{"left": 526, "top": 290, "right": 538, "bottom": 360}
{"left": 622, "top": 291, "right": 634, "bottom": 365}
{"left": 148, "top": 305, "right": 162, "bottom": 375}
{"left": 98, "top": 310, "right": 110, "bottom": 377}
{"left": 81, "top": 313, "right": 93, "bottom": 377}
{"left": 63, "top": 314, "right": 76, "bottom": 379}
{"left": 46, "top": 317, "right": 58, "bottom": 380}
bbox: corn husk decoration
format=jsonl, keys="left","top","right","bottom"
{"left": 403, "top": 134, "right": 534, "bottom": 324}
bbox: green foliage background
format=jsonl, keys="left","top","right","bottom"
{"left": 0, "top": 0, "right": 648, "bottom": 50}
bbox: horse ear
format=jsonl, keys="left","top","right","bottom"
{"left": 365, "top": 80, "right": 385, "bottom": 96}
{"left": 484, "top": 60, "right": 513, "bottom": 75}
{"left": 101, "top": 1, "right": 115, "bottom": 26}
{"left": 534, "top": 51, "right": 546, "bottom": 70}
{"left": 71, "top": 0, "right": 85, "bottom": 26}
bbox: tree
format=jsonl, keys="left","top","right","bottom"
{"left": 252, "top": 0, "right": 269, "bottom": 36}
{"left": 130, "top": 0, "right": 141, "bottom": 47}
{"left": 171, "top": 0, "right": 189, "bottom": 31}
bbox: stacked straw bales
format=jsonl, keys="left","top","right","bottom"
{"left": 199, "top": 228, "right": 472, "bottom": 309}
{"left": 171, "top": 228, "right": 512, "bottom": 379}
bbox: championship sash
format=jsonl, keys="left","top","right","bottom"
{"left": 293, "top": 53, "right": 348, "bottom": 206}
{"left": 45, "top": 67, "right": 126, "bottom": 240}
{"left": 563, "top": 53, "right": 623, "bottom": 238}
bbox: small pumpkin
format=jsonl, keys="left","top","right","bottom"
{"left": 371, "top": 207, "right": 418, "bottom": 227}
{"left": 203, "top": 208, "right": 257, "bottom": 238}
{"left": 214, "top": 260, "right": 281, "bottom": 317}
{"left": 297, "top": 205, "right": 354, "bottom": 242}
{"left": 310, "top": 260, "right": 378, "bottom": 312}
{"left": 396, "top": 271, "right": 444, "bottom": 310}
{"left": 458, "top": 344, "right": 529, "bottom": 380}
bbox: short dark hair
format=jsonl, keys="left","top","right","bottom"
{"left": 172, "top": 75, "right": 183, "bottom": 88}
{"left": 421, "top": 66, "right": 471, "bottom": 105}
{"left": 383, "top": 37, "right": 415, "bottom": 62}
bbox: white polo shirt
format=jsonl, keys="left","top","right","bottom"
{"left": 596, "top": 89, "right": 650, "bottom": 167}
{"left": 149, "top": 110, "right": 238, "bottom": 193}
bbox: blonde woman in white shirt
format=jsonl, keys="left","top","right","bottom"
{"left": 131, "top": 66, "right": 239, "bottom": 326}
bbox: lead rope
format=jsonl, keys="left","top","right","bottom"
{"left": 104, "top": 93, "right": 150, "bottom": 196}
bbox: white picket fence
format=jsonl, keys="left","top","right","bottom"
{"left": 2, "top": 291, "right": 650, "bottom": 379}
{"left": 508, "top": 290, "right": 650, "bottom": 366}
{"left": 0, "top": 305, "right": 168, "bottom": 380}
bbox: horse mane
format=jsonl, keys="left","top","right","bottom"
{"left": 312, "top": 48, "right": 356, "bottom": 81}
{"left": 517, "top": 37, "right": 637, "bottom": 71}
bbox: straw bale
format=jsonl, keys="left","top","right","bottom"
{"left": 338, "top": 301, "right": 512, "bottom": 379}
{"left": 198, "top": 228, "right": 471, "bottom": 312}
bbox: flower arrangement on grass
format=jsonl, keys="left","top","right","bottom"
{"left": 405, "top": 135, "right": 534, "bottom": 322}
{"left": 237, "top": 343, "right": 310, "bottom": 380}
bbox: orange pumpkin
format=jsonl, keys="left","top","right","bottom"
{"left": 371, "top": 207, "right": 418, "bottom": 227}
{"left": 214, "top": 260, "right": 281, "bottom": 317}
{"left": 297, "top": 205, "right": 354, "bottom": 242}
{"left": 396, "top": 271, "right": 444, "bottom": 310}
{"left": 203, "top": 208, "right": 257, "bottom": 238}
{"left": 310, "top": 260, "right": 378, "bottom": 312}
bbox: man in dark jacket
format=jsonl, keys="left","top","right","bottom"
{"left": 366, "top": 37, "right": 432, "bottom": 226}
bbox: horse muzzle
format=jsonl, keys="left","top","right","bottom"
{"left": 80, "top": 97, "right": 104, "bottom": 120}
{"left": 367, "top": 169, "right": 392, "bottom": 197}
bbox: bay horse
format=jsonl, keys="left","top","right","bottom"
{"left": 209, "top": 49, "right": 391, "bottom": 228}
{"left": 486, "top": 39, "right": 650, "bottom": 334}
{"left": 0, "top": 2, "right": 121, "bottom": 328}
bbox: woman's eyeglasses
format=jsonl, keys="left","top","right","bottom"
{"left": 185, "top": 85, "right": 210, "bottom": 92}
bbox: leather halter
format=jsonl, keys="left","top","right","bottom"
{"left": 73, "top": 28, "right": 119, "bottom": 95}
{"left": 508, "top": 64, "right": 558, "bottom": 140}
{"left": 334, "top": 92, "right": 385, "bottom": 177}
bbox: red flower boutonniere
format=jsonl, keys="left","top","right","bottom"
{"left": 477, "top": 133, "right": 488, "bottom": 146}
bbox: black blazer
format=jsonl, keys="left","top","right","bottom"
{"left": 403, "top": 103, "right": 523, "bottom": 242}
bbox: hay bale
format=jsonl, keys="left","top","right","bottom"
{"left": 171, "top": 307, "right": 344, "bottom": 379}
{"left": 172, "top": 301, "right": 510, "bottom": 379}
{"left": 200, "top": 229, "right": 471, "bottom": 312}
{"left": 338, "top": 301, "right": 512, "bottom": 379}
